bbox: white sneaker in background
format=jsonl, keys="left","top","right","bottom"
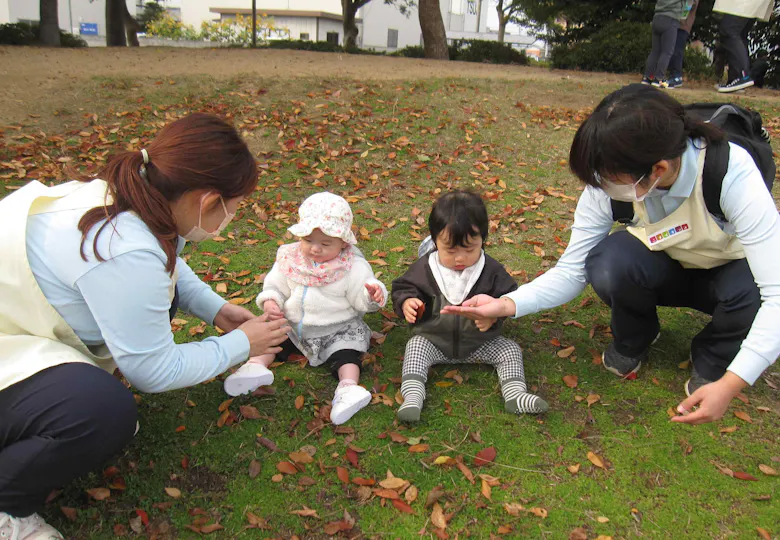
{"left": 330, "top": 384, "right": 372, "bottom": 425}
{"left": 0, "top": 512, "right": 64, "bottom": 540}
{"left": 223, "top": 362, "right": 275, "bottom": 397}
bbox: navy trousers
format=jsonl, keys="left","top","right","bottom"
{"left": 585, "top": 231, "right": 761, "bottom": 380}
{"left": 0, "top": 286, "right": 180, "bottom": 517}
{"left": 0, "top": 364, "right": 137, "bottom": 517}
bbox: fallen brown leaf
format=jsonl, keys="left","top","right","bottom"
{"left": 504, "top": 502, "right": 524, "bottom": 516}
{"left": 734, "top": 411, "right": 753, "bottom": 423}
{"left": 392, "top": 499, "right": 415, "bottom": 514}
{"left": 276, "top": 461, "right": 298, "bottom": 475}
{"left": 248, "top": 460, "right": 261, "bottom": 479}
{"left": 336, "top": 466, "right": 350, "bottom": 484}
{"left": 474, "top": 446, "right": 497, "bottom": 466}
{"left": 86, "top": 488, "right": 111, "bottom": 501}
{"left": 563, "top": 375, "right": 578, "bottom": 389}
{"left": 431, "top": 503, "right": 447, "bottom": 529}
{"left": 587, "top": 451, "right": 606, "bottom": 469}
{"left": 379, "top": 477, "right": 406, "bottom": 489}
{"left": 558, "top": 346, "right": 576, "bottom": 358}
{"left": 289, "top": 506, "right": 319, "bottom": 518}
{"left": 164, "top": 487, "right": 181, "bottom": 499}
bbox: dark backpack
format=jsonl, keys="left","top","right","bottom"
{"left": 611, "top": 103, "right": 775, "bottom": 224}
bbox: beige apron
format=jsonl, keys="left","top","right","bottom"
{"left": 626, "top": 149, "right": 745, "bottom": 270}
{"left": 0, "top": 180, "right": 165, "bottom": 391}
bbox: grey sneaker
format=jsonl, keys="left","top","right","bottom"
{"left": 602, "top": 333, "right": 660, "bottom": 379}
{"left": 685, "top": 365, "right": 717, "bottom": 397}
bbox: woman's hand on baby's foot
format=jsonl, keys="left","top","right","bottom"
{"left": 402, "top": 298, "right": 424, "bottom": 323}
{"left": 365, "top": 283, "right": 385, "bottom": 304}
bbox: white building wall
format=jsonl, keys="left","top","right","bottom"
{"left": 316, "top": 18, "right": 342, "bottom": 42}
{"left": 359, "top": 0, "right": 541, "bottom": 52}
{"left": 0, "top": 1, "right": 11, "bottom": 25}
{"left": 5, "top": 0, "right": 137, "bottom": 35}
{"left": 359, "top": 1, "right": 421, "bottom": 51}
{"left": 178, "top": 0, "right": 340, "bottom": 30}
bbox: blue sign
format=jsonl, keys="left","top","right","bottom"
{"left": 79, "top": 23, "right": 98, "bottom": 35}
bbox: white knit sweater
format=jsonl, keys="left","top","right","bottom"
{"left": 256, "top": 248, "right": 387, "bottom": 339}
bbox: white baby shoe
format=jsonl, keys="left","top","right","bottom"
{"left": 330, "top": 384, "right": 372, "bottom": 425}
{"left": 223, "top": 362, "right": 274, "bottom": 397}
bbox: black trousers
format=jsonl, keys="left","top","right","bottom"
{"left": 719, "top": 14, "right": 755, "bottom": 81}
{"left": 585, "top": 231, "right": 761, "bottom": 381}
{"left": 276, "top": 338, "right": 363, "bottom": 378}
{"left": 0, "top": 363, "right": 138, "bottom": 517}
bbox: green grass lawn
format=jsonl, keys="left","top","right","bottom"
{"left": 1, "top": 71, "right": 779, "bottom": 539}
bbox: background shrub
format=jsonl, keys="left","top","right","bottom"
{"left": 0, "top": 22, "right": 86, "bottom": 47}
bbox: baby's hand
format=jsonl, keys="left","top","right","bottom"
{"left": 263, "top": 300, "right": 284, "bottom": 320}
{"left": 365, "top": 283, "right": 385, "bottom": 304}
{"left": 475, "top": 318, "right": 497, "bottom": 332}
{"left": 402, "top": 298, "right": 425, "bottom": 324}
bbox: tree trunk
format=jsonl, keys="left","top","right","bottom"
{"left": 39, "top": 0, "right": 61, "bottom": 47}
{"left": 341, "top": 0, "right": 360, "bottom": 51}
{"left": 498, "top": 16, "right": 507, "bottom": 43}
{"left": 106, "top": 0, "right": 127, "bottom": 47}
{"left": 124, "top": 1, "right": 142, "bottom": 47}
{"left": 419, "top": 0, "right": 448, "bottom": 60}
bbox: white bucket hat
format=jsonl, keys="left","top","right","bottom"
{"left": 288, "top": 192, "right": 358, "bottom": 245}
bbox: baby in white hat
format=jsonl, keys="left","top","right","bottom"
{"left": 224, "top": 192, "right": 387, "bottom": 425}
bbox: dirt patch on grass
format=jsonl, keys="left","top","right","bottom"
{"left": 2, "top": 46, "right": 778, "bottom": 133}
{"left": 177, "top": 465, "right": 228, "bottom": 495}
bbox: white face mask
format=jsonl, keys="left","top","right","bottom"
{"left": 599, "top": 173, "right": 662, "bottom": 203}
{"left": 183, "top": 195, "right": 234, "bottom": 242}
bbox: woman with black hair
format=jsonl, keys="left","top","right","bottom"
{"left": 444, "top": 84, "right": 779, "bottom": 426}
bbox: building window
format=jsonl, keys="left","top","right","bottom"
{"left": 450, "top": 0, "right": 463, "bottom": 15}
{"left": 387, "top": 29, "right": 398, "bottom": 49}
{"left": 300, "top": 32, "right": 310, "bottom": 41}
{"left": 326, "top": 32, "right": 339, "bottom": 45}
{"left": 467, "top": 0, "right": 477, "bottom": 15}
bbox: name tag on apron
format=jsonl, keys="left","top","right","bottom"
{"left": 648, "top": 222, "right": 690, "bottom": 245}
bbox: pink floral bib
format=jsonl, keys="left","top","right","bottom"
{"left": 277, "top": 242, "right": 355, "bottom": 287}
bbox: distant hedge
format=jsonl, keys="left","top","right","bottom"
{"left": 0, "top": 22, "right": 87, "bottom": 47}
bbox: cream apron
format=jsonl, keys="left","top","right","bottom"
{"left": 625, "top": 149, "right": 745, "bottom": 270}
{"left": 0, "top": 180, "right": 178, "bottom": 391}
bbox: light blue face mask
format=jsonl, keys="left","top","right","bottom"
{"left": 598, "top": 173, "right": 663, "bottom": 203}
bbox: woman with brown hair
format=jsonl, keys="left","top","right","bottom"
{"left": 0, "top": 113, "right": 290, "bottom": 539}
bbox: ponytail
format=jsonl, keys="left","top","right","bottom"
{"left": 78, "top": 151, "right": 179, "bottom": 273}
{"left": 77, "top": 113, "right": 258, "bottom": 275}
{"left": 570, "top": 84, "right": 725, "bottom": 188}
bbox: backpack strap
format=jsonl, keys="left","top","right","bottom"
{"left": 701, "top": 141, "right": 730, "bottom": 221}
{"left": 610, "top": 199, "right": 634, "bottom": 224}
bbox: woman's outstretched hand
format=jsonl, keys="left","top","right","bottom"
{"left": 440, "top": 294, "right": 516, "bottom": 322}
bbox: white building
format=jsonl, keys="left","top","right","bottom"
{"left": 0, "top": 0, "right": 138, "bottom": 37}
{"left": 0, "top": 0, "right": 545, "bottom": 55}
{"left": 359, "top": 0, "right": 544, "bottom": 53}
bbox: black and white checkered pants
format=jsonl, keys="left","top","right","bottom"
{"left": 402, "top": 335, "right": 526, "bottom": 383}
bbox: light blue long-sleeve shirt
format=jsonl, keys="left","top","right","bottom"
{"left": 504, "top": 140, "right": 780, "bottom": 385}
{"left": 25, "top": 208, "right": 250, "bottom": 393}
